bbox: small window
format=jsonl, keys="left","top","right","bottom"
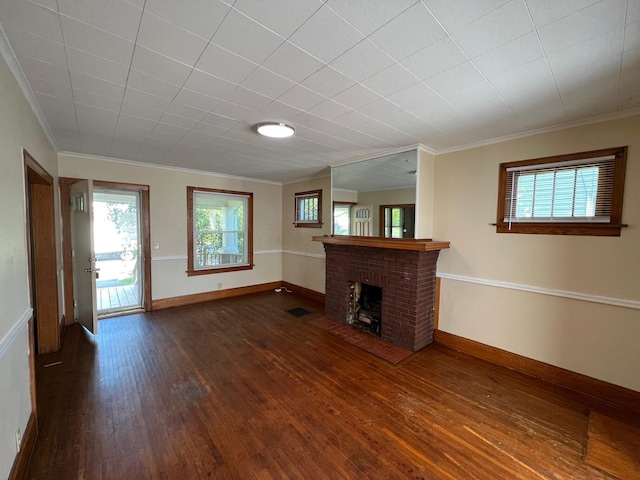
{"left": 294, "top": 189, "right": 322, "bottom": 228}
{"left": 333, "top": 202, "right": 354, "bottom": 235}
{"left": 187, "top": 187, "right": 253, "bottom": 275}
{"left": 496, "top": 147, "right": 627, "bottom": 236}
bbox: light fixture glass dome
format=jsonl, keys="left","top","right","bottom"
{"left": 257, "top": 122, "right": 295, "bottom": 138}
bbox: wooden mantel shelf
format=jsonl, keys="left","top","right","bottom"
{"left": 312, "top": 235, "right": 450, "bottom": 252}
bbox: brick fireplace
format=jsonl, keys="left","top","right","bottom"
{"left": 313, "top": 236, "right": 450, "bottom": 352}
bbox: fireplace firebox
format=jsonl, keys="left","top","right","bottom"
{"left": 347, "top": 282, "right": 382, "bottom": 335}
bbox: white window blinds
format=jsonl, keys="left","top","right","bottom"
{"left": 504, "top": 155, "right": 616, "bottom": 226}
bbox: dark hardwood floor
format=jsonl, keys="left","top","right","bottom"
{"left": 26, "top": 291, "right": 636, "bottom": 479}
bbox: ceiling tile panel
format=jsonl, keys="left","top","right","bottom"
{"left": 171, "top": 89, "right": 219, "bottom": 114}
{"left": 329, "top": 39, "right": 395, "bottom": 83}
{"left": 27, "top": 76, "right": 73, "bottom": 101}
{"left": 361, "top": 63, "right": 419, "bottom": 97}
{"left": 555, "top": 55, "right": 621, "bottom": 120}
{"left": 277, "top": 85, "right": 325, "bottom": 110}
{"left": 331, "top": 84, "right": 381, "bottom": 110}
{"left": 261, "top": 42, "right": 324, "bottom": 83}
{"left": 127, "top": 69, "right": 182, "bottom": 100}
{"left": 69, "top": 71, "right": 125, "bottom": 99}
{"left": 119, "top": 101, "right": 164, "bottom": 121}
{"left": 421, "top": 0, "right": 510, "bottom": 33}
{"left": 4, "top": 28, "right": 67, "bottom": 66}
{"left": 400, "top": 37, "right": 468, "bottom": 80}
{"left": 137, "top": 11, "right": 209, "bottom": 66}
{"left": 288, "top": 6, "right": 364, "bottom": 63}
{"left": 326, "top": 0, "right": 417, "bottom": 36}
{"left": 194, "top": 43, "right": 257, "bottom": 84}
{"left": 526, "top": 0, "right": 601, "bottom": 28}
{"left": 307, "top": 99, "right": 352, "bottom": 120}
{"left": 19, "top": 57, "right": 71, "bottom": 86}
{"left": 66, "top": 47, "right": 130, "bottom": 86}
{"left": 537, "top": 0, "right": 626, "bottom": 55}
{"left": 618, "top": 47, "right": 640, "bottom": 109}
{"left": 240, "top": 67, "right": 296, "bottom": 99}
{"left": 61, "top": 16, "right": 135, "bottom": 65}
{"left": 182, "top": 70, "right": 238, "bottom": 98}
{"left": 163, "top": 101, "right": 208, "bottom": 123}
{"left": 233, "top": 0, "right": 322, "bottom": 38}
{"left": 122, "top": 87, "right": 171, "bottom": 111}
{"left": 423, "top": 61, "right": 486, "bottom": 98}
{"left": 452, "top": 0, "right": 534, "bottom": 57}
{"left": 223, "top": 86, "right": 273, "bottom": 109}
{"left": 130, "top": 46, "right": 193, "bottom": 86}
{"left": 212, "top": 9, "right": 284, "bottom": 64}
{"left": 0, "top": 1, "right": 64, "bottom": 43}
{"left": 625, "top": 20, "right": 640, "bottom": 52}
{"left": 300, "top": 66, "right": 356, "bottom": 98}
{"left": 72, "top": 89, "right": 122, "bottom": 112}
{"left": 144, "top": 0, "right": 230, "bottom": 39}
{"left": 472, "top": 31, "right": 544, "bottom": 77}
{"left": 369, "top": 3, "right": 446, "bottom": 60}
{"left": 547, "top": 30, "right": 623, "bottom": 75}
{"left": 57, "top": 0, "right": 142, "bottom": 41}
{"left": 158, "top": 111, "right": 199, "bottom": 130}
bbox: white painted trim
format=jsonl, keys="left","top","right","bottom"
{"left": 282, "top": 249, "right": 325, "bottom": 260}
{"left": 59, "top": 151, "right": 282, "bottom": 185}
{"left": 438, "top": 273, "right": 640, "bottom": 310}
{"left": 329, "top": 144, "right": 428, "bottom": 168}
{"left": 0, "top": 25, "right": 58, "bottom": 151}
{"left": 151, "top": 255, "right": 187, "bottom": 261}
{"left": 0, "top": 309, "right": 32, "bottom": 360}
{"left": 255, "top": 249, "right": 282, "bottom": 255}
{"left": 151, "top": 250, "right": 283, "bottom": 262}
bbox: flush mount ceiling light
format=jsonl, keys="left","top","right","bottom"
{"left": 256, "top": 122, "right": 295, "bottom": 138}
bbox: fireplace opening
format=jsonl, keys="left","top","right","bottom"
{"left": 347, "top": 282, "right": 382, "bottom": 335}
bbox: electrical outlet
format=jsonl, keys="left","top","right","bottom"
{"left": 217, "top": 282, "right": 222, "bottom": 290}
{"left": 15, "top": 429, "right": 21, "bottom": 452}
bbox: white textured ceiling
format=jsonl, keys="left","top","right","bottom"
{"left": 1, "top": 0, "right": 639, "bottom": 184}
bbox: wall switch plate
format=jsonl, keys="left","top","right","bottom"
{"left": 15, "top": 429, "right": 21, "bottom": 452}
{"left": 153, "top": 242, "right": 159, "bottom": 250}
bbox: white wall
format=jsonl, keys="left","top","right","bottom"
{"left": 282, "top": 176, "right": 331, "bottom": 293}
{"left": 58, "top": 155, "right": 283, "bottom": 301}
{"left": 0, "top": 47, "right": 59, "bottom": 477}
{"left": 434, "top": 115, "right": 640, "bottom": 392}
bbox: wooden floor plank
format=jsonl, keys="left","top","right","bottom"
{"left": 26, "top": 292, "right": 638, "bottom": 479}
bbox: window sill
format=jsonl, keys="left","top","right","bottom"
{"left": 187, "top": 264, "right": 253, "bottom": 276}
{"left": 495, "top": 222, "right": 625, "bottom": 236}
{"left": 294, "top": 223, "right": 323, "bottom": 229}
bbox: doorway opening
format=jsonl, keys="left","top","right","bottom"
{"left": 60, "top": 178, "right": 151, "bottom": 329}
{"left": 94, "top": 189, "right": 144, "bottom": 316}
{"left": 380, "top": 204, "right": 415, "bottom": 238}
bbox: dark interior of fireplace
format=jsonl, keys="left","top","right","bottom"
{"left": 348, "top": 282, "right": 382, "bottom": 335}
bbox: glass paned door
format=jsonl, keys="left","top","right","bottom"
{"left": 93, "top": 189, "right": 143, "bottom": 315}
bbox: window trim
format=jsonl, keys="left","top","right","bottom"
{"left": 496, "top": 146, "right": 627, "bottom": 236}
{"left": 187, "top": 186, "right": 253, "bottom": 276}
{"left": 294, "top": 189, "right": 323, "bottom": 228}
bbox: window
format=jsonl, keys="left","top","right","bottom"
{"left": 187, "top": 187, "right": 253, "bottom": 275}
{"left": 294, "top": 189, "right": 322, "bottom": 228}
{"left": 333, "top": 202, "right": 354, "bottom": 235}
{"left": 496, "top": 147, "right": 627, "bottom": 236}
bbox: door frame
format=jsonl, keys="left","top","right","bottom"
{"left": 60, "top": 178, "right": 152, "bottom": 322}
{"left": 379, "top": 204, "right": 416, "bottom": 238}
{"left": 24, "top": 149, "right": 60, "bottom": 354}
